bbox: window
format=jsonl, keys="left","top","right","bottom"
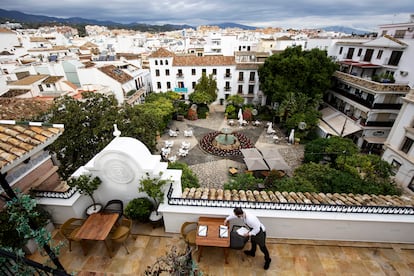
{"left": 357, "top": 48, "right": 362, "bottom": 56}
{"left": 248, "top": 85, "right": 254, "bottom": 94}
{"left": 192, "top": 82, "right": 196, "bottom": 89}
{"left": 167, "top": 82, "right": 171, "bottom": 89}
{"left": 346, "top": 48, "right": 354, "bottom": 59}
{"left": 363, "top": 49, "right": 374, "bottom": 62}
{"left": 238, "top": 72, "right": 244, "bottom": 81}
{"left": 339, "top": 47, "right": 343, "bottom": 55}
{"left": 155, "top": 69, "right": 160, "bottom": 76}
{"left": 46, "top": 83, "right": 51, "bottom": 88}
{"left": 202, "top": 68, "right": 206, "bottom": 74}
{"left": 401, "top": 137, "right": 414, "bottom": 153}
{"left": 155, "top": 60, "right": 158, "bottom": 65}
{"left": 177, "top": 69, "right": 183, "bottom": 77}
{"left": 225, "top": 81, "right": 230, "bottom": 90}
{"left": 165, "top": 60, "right": 168, "bottom": 65}
{"left": 394, "top": 30, "right": 406, "bottom": 38}
{"left": 238, "top": 85, "right": 243, "bottom": 94}
{"left": 212, "top": 69, "right": 217, "bottom": 75}
{"left": 38, "top": 84, "right": 43, "bottom": 92}
{"left": 178, "top": 81, "right": 184, "bottom": 88}
{"left": 388, "top": 51, "right": 403, "bottom": 66}
{"left": 165, "top": 69, "right": 169, "bottom": 76}
{"left": 376, "top": 50, "right": 383, "bottom": 59}
{"left": 157, "top": 82, "right": 161, "bottom": 89}
{"left": 409, "top": 177, "right": 414, "bottom": 192}
{"left": 391, "top": 159, "right": 401, "bottom": 174}
{"left": 225, "top": 68, "right": 231, "bottom": 77}
{"left": 192, "top": 69, "right": 196, "bottom": 75}
{"left": 160, "top": 60, "right": 163, "bottom": 65}
{"left": 249, "top": 72, "right": 255, "bottom": 82}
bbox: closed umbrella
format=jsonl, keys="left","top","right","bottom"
{"left": 240, "top": 148, "right": 263, "bottom": 159}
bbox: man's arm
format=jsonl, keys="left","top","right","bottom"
{"left": 224, "top": 214, "right": 237, "bottom": 225}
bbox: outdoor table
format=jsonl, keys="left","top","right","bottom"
{"left": 229, "top": 167, "right": 238, "bottom": 176}
{"left": 74, "top": 212, "right": 119, "bottom": 257}
{"left": 196, "top": 217, "right": 230, "bottom": 264}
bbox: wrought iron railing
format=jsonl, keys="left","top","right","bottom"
{"left": 166, "top": 185, "right": 414, "bottom": 215}
{"left": 32, "top": 187, "right": 77, "bottom": 199}
{"left": 0, "top": 249, "right": 70, "bottom": 276}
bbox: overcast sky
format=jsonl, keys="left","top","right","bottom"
{"left": 2, "top": 0, "right": 413, "bottom": 31}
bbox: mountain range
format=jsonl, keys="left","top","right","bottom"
{"left": 0, "top": 8, "right": 369, "bottom": 34}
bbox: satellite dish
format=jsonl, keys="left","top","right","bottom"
{"left": 252, "top": 109, "right": 258, "bottom": 116}
{"left": 298, "top": 122, "right": 307, "bottom": 130}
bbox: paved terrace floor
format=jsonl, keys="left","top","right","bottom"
{"left": 29, "top": 222, "right": 414, "bottom": 275}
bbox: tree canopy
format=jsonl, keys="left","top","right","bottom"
{"left": 38, "top": 92, "right": 174, "bottom": 178}
{"left": 258, "top": 46, "right": 338, "bottom": 132}
{"left": 189, "top": 73, "right": 217, "bottom": 105}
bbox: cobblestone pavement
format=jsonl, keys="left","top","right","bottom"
{"left": 156, "top": 104, "right": 304, "bottom": 189}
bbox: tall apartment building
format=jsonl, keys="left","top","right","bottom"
{"left": 148, "top": 47, "right": 267, "bottom": 105}
{"left": 382, "top": 90, "right": 414, "bottom": 192}
{"left": 322, "top": 16, "right": 413, "bottom": 154}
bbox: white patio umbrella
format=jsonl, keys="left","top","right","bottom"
{"left": 238, "top": 109, "right": 244, "bottom": 126}
{"left": 288, "top": 129, "right": 295, "bottom": 144}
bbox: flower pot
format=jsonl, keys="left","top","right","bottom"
{"left": 149, "top": 211, "right": 163, "bottom": 228}
{"left": 85, "top": 203, "right": 103, "bottom": 216}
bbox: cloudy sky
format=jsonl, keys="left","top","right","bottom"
{"left": 2, "top": 0, "right": 413, "bottom": 31}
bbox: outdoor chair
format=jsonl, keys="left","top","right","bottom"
{"left": 111, "top": 218, "right": 132, "bottom": 254}
{"left": 59, "top": 217, "right": 85, "bottom": 251}
{"left": 180, "top": 221, "right": 197, "bottom": 247}
{"left": 102, "top": 199, "right": 124, "bottom": 220}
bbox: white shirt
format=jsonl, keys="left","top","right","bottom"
{"left": 225, "top": 212, "right": 265, "bottom": 236}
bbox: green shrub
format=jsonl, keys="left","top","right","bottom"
{"left": 124, "top": 197, "right": 153, "bottom": 222}
{"left": 168, "top": 162, "right": 200, "bottom": 190}
{"left": 223, "top": 173, "right": 262, "bottom": 191}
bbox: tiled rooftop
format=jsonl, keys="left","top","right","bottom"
{"left": 98, "top": 65, "right": 133, "bottom": 84}
{"left": 0, "top": 98, "right": 54, "bottom": 121}
{"left": 174, "top": 55, "right": 236, "bottom": 66}
{"left": 182, "top": 187, "right": 414, "bottom": 208}
{"left": 0, "top": 121, "right": 64, "bottom": 171}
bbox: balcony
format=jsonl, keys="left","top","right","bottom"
{"left": 176, "top": 73, "right": 184, "bottom": 78}
{"left": 334, "top": 71, "right": 410, "bottom": 93}
{"left": 238, "top": 78, "right": 244, "bottom": 82}
{"left": 331, "top": 88, "right": 402, "bottom": 110}
{"left": 224, "top": 86, "right": 231, "bottom": 92}
{"left": 224, "top": 73, "right": 232, "bottom": 78}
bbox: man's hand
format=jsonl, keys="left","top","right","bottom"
{"left": 243, "top": 232, "right": 249, "bottom": 237}
{"left": 223, "top": 219, "right": 228, "bottom": 225}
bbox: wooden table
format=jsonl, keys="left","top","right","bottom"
{"left": 196, "top": 217, "right": 230, "bottom": 263}
{"left": 74, "top": 212, "right": 119, "bottom": 257}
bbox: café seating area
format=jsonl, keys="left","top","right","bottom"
{"left": 29, "top": 216, "right": 414, "bottom": 275}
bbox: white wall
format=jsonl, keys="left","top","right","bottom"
{"left": 159, "top": 203, "right": 414, "bottom": 243}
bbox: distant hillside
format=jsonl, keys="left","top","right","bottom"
{"left": 322, "top": 25, "right": 372, "bottom": 35}
{"left": 212, "top": 22, "right": 258, "bottom": 30}
{"left": 0, "top": 8, "right": 194, "bottom": 32}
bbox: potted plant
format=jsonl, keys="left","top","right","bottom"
{"left": 138, "top": 172, "right": 171, "bottom": 224}
{"left": 67, "top": 174, "right": 102, "bottom": 215}
{"left": 124, "top": 197, "right": 153, "bottom": 222}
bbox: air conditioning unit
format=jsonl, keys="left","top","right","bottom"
{"left": 400, "top": 71, "right": 408, "bottom": 76}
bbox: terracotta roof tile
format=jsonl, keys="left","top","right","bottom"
{"left": 181, "top": 188, "right": 414, "bottom": 208}
{"left": 149, "top": 47, "right": 176, "bottom": 58}
{"left": 173, "top": 55, "right": 236, "bottom": 67}
{"left": 0, "top": 121, "right": 64, "bottom": 171}
{"left": 0, "top": 98, "right": 54, "bottom": 121}
{"left": 98, "top": 65, "right": 133, "bottom": 84}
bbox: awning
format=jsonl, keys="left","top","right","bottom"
{"left": 243, "top": 158, "right": 269, "bottom": 171}
{"left": 240, "top": 148, "right": 263, "bottom": 159}
{"left": 260, "top": 148, "right": 283, "bottom": 159}
{"left": 339, "top": 60, "right": 382, "bottom": 68}
{"left": 319, "top": 107, "right": 362, "bottom": 137}
{"left": 364, "top": 136, "right": 386, "bottom": 144}
{"left": 264, "top": 158, "right": 290, "bottom": 171}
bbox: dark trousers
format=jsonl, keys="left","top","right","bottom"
{"left": 249, "top": 229, "right": 270, "bottom": 261}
